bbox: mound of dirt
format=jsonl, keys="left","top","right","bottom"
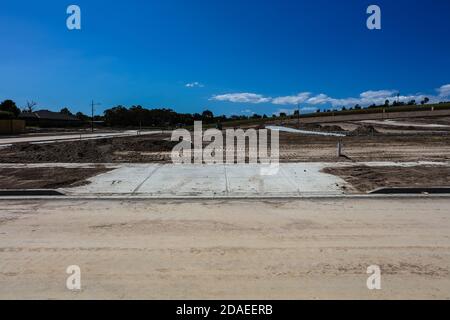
{"left": 352, "top": 125, "right": 379, "bottom": 136}
{"left": 321, "top": 125, "right": 345, "bottom": 132}
{"left": 0, "top": 134, "right": 179, "bottom": 163}
{"left": 0, "top": 167, "right": 111, "bottom": 189}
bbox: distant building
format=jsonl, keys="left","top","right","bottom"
{"left": 19, "top": 110, "right": 82, "bottom": 128}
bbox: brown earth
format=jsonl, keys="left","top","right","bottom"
{"left": 1, "top": 131, "right": 450, "bottom": 163}
{"left": 0, "top": 133, "right": 178, "bottom": 163}
{"left": 0, "top": 167, "right": 111, "bottom": 189}
{"left": 278, "top": 132, "right": 450, "bottom": 162}
{"left": 322, "top": 165, "right": 450, "bottom": 192}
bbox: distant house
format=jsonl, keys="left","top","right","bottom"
{"left": 19, "top": 110, "right": 82, "bottom": 127}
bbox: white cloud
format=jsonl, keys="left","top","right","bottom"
{"left": 307, "top": 94, "right": 330, "bottom": 105}
{"left": 359, "top": 90, "right": 397, "bottom": 99}
{"left": 211, "top": 93, "right": 271, "bottom": 104}
{"left": 272, "top": 92, "right": 311, "bottom": 105}
{"left": 186, "top": 82, "right": 204, "bottom": 88}
{"left": 241, "top": 109, "right": 254, "bottom": 114}
{"left": 209, "top": 84, "right": 449, "bottom": 110}
{"left": 327, "top": 90, "right": 432, "bottom": 107}
{"left": 359, "top": 90, "right": 397, "bottom": 100}
{"left": 438, "top": 84, "right": 450, "bottom": 97}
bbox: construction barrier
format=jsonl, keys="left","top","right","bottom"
{"left": 0, "top": 120, "right": 26, "bottom": 134}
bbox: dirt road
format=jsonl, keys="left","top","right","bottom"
{"left": 1, "top": 198, "right": 449, "bottom": 299}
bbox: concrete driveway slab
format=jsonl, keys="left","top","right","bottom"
{"left": 62, "top": 163, "right": 348, "bottom": 197}
{"left": 136, "top": 164, "right": 228, "bottom": 197}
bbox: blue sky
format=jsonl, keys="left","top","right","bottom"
{"left": 1, "top": 0, "right": 449, "bottom": 116}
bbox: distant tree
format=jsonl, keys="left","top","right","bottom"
{"left": 263, "top": 114, "right": 268, "bottom": 119}
{"left": 60, "top": 107, "right": 73, "bottom": 115}
{"left": 24, "top": 100, "right": 37, "bottom": 113}
{"left": 316, "top": 109, "right": 321, "bottom": 113}
{"left": 279, "top": 112, "right": 287, "bottom": 117}
{"left": 293, "top": 110, "right": 300, "bottom": 116}
{"left": 384, "top": 100, "right": 390, "bottom": 107}
{"left": 341, "top": 106, "right": 347, "bottom": 111}
{"left": 202, "top": 110, "right": 214, "bottom": 119}
{"left": 76, "top": 112, "right": 90, "bottom": 121}
{"left": 0, "top": 100, "right": 20, "bottom": 117}
{"left": 0, "top": 111, "right": 14, "bottom": 120}
{"left": 421, "top": 97, "right": 430, "bottom": 105}
{"left": 407, "top": 100, "right": 416, "bottom": 106}
{"left": 354, "top": 104, "right": 361, "bottom": 110}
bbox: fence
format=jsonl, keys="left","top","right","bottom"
{"left": 0, "top": 120, "right": 26, "bottom": 134}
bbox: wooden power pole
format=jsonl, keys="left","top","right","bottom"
{"left": 91, "top": 100, "right": 101, "bottom": 133}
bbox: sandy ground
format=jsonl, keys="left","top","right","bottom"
{"left": 0, "top": 198, "right": 449, "bottom": 300}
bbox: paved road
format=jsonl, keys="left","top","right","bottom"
{"left": 0, "top": 198, "right": 449, "bottom": 299}
{"left": 0, "top": 130, "right": 161, "bottom": 147}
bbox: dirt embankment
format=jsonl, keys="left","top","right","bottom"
{"left": 0, "top": 134, "right": 177, "bottom": 163}
{"left": 0, "top": 167, "right": 111, "bottom": 189}
{"left": 322, "top": 165, "right": 450, "bottom": 192}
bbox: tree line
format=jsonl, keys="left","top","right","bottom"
{"left": 0, "top": 100, "right": 273, "bottom": 127}
{"left": 1, "top": 98, "right": 448, "bottom": 126}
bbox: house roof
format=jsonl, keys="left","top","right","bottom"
{"left": 19, "top": 110, "right": 80, "bottom": 121}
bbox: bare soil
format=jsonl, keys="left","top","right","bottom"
{"left": 278, "top": 132, "right": 450, "bottom": 162}
{"left": 1, "top": 130, "right": 450, "bottom": 163}
{"left": 322, "top": 165, "right": 450, "bottom": 192}
{"left": 0, "top": 167, "right": 111, "bottom": 189}
{"left": 1, "top": 198, "right": 449, "bottom": 299}
{"left": 0, "top": 134, "right": 177, "bottom": 163}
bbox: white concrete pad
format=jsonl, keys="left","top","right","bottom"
{"left": 63, "top": 163, "right": 348, "bottom": 197}
{"left": 266, "top": 125, "right": 346, "bottom": 137}
{"left": 283, "top": 163, "right": 346, "bottom": 195}
{"left": 62, "top": 165, "right": 160, "bottom": 195}
{"left": 136, "top": 164, "right": 227, "bottom": 196}
{"left": 225, "top": 164, "right": 300, "bottom": 196}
